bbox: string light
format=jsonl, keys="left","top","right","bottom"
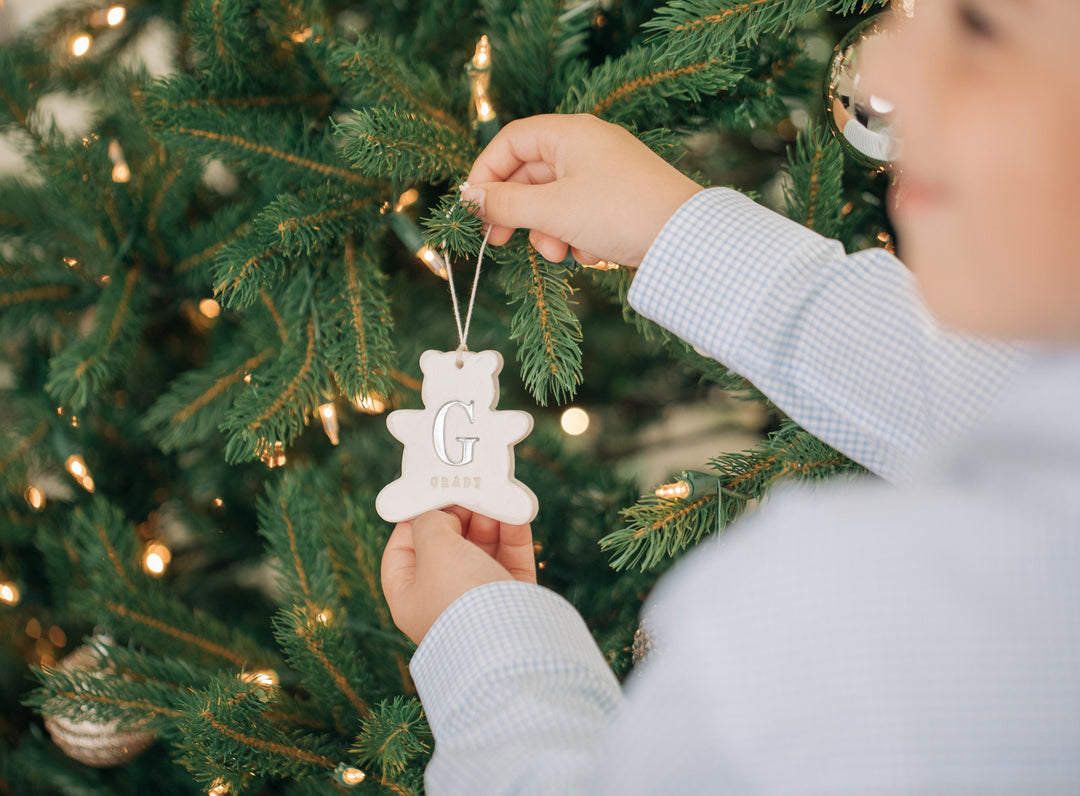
{"left": 208, "top": 781, "right": 229, "bottom": 796}
{"left": 468, "top": 35, "right": 497, "bottom": 124}
{"left": 352, "top": 394, "right": 387, "bottom": 414}
{"left": 239, "top": 669, "right": 279, "bottom": 688}
{"left": 108, "top": 139, "right": 130, "bottom": 183}
{"left": 416, "top": 245, "right": 448, "bottom": 279}
{"left": 64, "top": 455, "right": 96, "bottom": 493}
{"left": 141, "top": 541, "right": 172, "bottom": 576}
{"left": 48, "top": 625, "right": 66, "bottom": 647}
{"left": 0, "top": 582, "right": 20, "bottom": 606}
{"left": 385, "top": 206, "right": 449, "bottom": 279}
{"left": 560, "top": 407, "right": 590, "bottom": 436}
{"left": 71, "top": 35, "right": 92, "bottom": 57}
{"left": 62, "top": 257, "right": 78, "bottom": 268}
{"left": 243, "top": 372, "right": 252, "bottom": 384}
{"left": 260, "top": 441, "right": 286, "bottom": 469}
{"left": 24, "top": 486, "right": 45, "bottom": 510}
{"left": 654, "top": 480, "right": 691, "bottom": 500}
{"left": 106, "top": 6, "right": 126, "bottom": 26}
{"left": 333, "top": 763, "right": 367, "bottom": 787}
{"left": 212, "top": 497, "right": 224, "bottom": 508}
{"left": 317, "top": 403, "right": 340, "bottom": 446}
{"left": 341, "top": 768, "right": 366, "bottom": 785}
{"left": 472, "top": 34, "right": 491, "bottom": 70}
{"left": 315, "top": 608, "right": 332, "bottom": 624}
{"left": 654, "top": 470, "right": 721, "bottom": 502}
{"left": 198, "top": 298, "right": 221, "bottom": 318}
{"left": 393, "top": 188, "right": 419, "bottom": 213}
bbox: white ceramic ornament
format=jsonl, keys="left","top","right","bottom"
{"left": 376, "top": 349, "right": 538, "bottom": 525}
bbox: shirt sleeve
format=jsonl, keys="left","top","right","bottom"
{"left": 409, "top": 580, "right": 624, "bottom": 795}
{"left": 412, "top": 479, "right": 1080, "bottom": 796}
{"left": 627, "top": 187, "right": 1025, "bottom": 481}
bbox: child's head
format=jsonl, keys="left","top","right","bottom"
{"left": 868, "top": 0, "right": 1080, "bottom": 342}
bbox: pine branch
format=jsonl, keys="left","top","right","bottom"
{"left": 0, "top": 280, "right": 83, "bottom": 331}
{"left": 45, "top": 265, "right": 145, "bottom": 410}
{"left": 324, "top": 237, "right": 398, "bottom": 406}
{"left": 272, "top": 604, "right": 373, "bottom": 722}
{"left": 328, "top": 36, "right": 467, "bottom": 135}
{"left": 42, "top": 497, "right": 278, "bottom": 669}
{"left": 645, "top": 0, "right": 831, "bottom": 64}
{"left": 498, "top": 239, "right": 583, "bottom": 406}
{"left": 601, "top": 420, "right": 864, "bottom": 570}
{"left": 257, "top": 472, "right": 336, "bottom": 610}
{"left": 422, "top": 193, "right": 484, "bottom": 260}
{"left": 561, "top": 47, "right": 739, "bottom": 125}
{"left": 351, "top": 697, "right": 431, "bottom": 779}
{"left": 176, "top": 679, "right": 342, "bottom": 792}
{"left": 336, "top": 108, "right": 478, "bottom": 183}
{"left": 784, "top": 123, "right": 846, "bottom": 240}
{"left": 212, "top": 189, "right": 380, "bottom": 309}
{"left": 222, "top": 314, "right": 332, "bottom": 464}
{"left": 480, "top": 0, "right": 593, "bottom": 117}
{"left": 143, "top": 347, "right": 276, "bottom": 453}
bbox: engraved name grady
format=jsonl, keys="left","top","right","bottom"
{"left": 429, "top": 475, "right": 482, "bottom": 489}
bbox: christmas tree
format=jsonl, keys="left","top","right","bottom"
{"left": 1, "top": 0, "right": 888, "bottom": 792}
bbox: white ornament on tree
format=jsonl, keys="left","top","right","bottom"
{"left": 376, "top": 349, "right": 538, "bottom": 525}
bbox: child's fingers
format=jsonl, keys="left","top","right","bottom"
{"left": 463, "top": 180, "right": 565, "bottom": 242}
{"left": 462, "top": 512, "right": 501, "bottom": 559}
{"left": 502, "top": 159, "right": 557, "bottom": 187}
{"left": 496, "top": 522, "right": 536, "bottom": 584}
{"left": 571, "top": 246, "right": 601, "bottom": 266}
{"left": 529, "top": 230, "right": 569, "bottom": 263}
{"left": 380, "top": 521, "right": 417, "bottom": 598}
{"left": 442, "top": 505, "right": 473, "bottom": 533}
{"left": 466, "top": 114, "right": 564, "bottom": 185}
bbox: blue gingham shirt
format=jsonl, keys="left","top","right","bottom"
{"left": 410, "top": 188, "right": 1080, "bottom": 794}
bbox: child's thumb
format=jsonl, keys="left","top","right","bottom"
{"left": 462, "top": 181, "right": 561, "bottom": 237}
{"left": 410, "top": 510, "right": 466, "bottom": 565}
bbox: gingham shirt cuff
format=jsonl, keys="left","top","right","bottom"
{"left": 410, "top": 581, "right": 619, "bottom": 739}
{"left": 629, "top": 186, "right": 826, "bottom": 361}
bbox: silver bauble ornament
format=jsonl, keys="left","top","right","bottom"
{"left": 42, "top": 643, "right": 156, "bottom": 767}
{"left": 825, "top": 12, "right": 902, "bottom": 169}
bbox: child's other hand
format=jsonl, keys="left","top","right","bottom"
{"left": 463, "top": 114, "right": 702, "bottom": 268}
{"left": 381, "top": 507, "right": 536, "bottom": 645}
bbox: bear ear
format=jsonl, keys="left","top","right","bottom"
{"left": 418, "top": 349, "right": 442, "bottom": 375}
{"left": 472, "top": 349, "right": 504, "bottom": 376}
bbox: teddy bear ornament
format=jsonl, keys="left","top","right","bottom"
{"left": 376, "top": 221, "right": 539, "bottom": 526}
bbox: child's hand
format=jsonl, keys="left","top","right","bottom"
{"left": 463, "top": 114, "right": 702, "bottom": 268}
{"left": 381, "top": 506, "right": 536, "bottom": 645}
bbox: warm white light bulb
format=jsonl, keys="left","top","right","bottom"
{"left": 560, "top": 407, "right": 590, "bottom": 436}
{"left": 341, "top": 768, "right": 366, "bottom": 785}
{"left": 353, "top": 394, "right": 387, "bottom": 414}
{"left": 654, "top": 481, "right": 691, "bottom": 500}
{"left": 0, "top": 583, "right": 19, "bottom": 606}
{"left": 142, "top": 542, "right": 172, "bottom": 576}
{"left": 24, "top": 486, "right": 45, "bottom": 510}
{"left": 111, "top": 162, "right": 130, "bottom": 183}
{"left": 198, "top": 298, "right": 221, "bottom": 318}
{"left": 71, "top": 35, "right": 92, "bottom": 57}
{"left": 318, "top": 403, "right": 340, "bottom": 446}
{"left": 106, "top": 6, "right": 126, "bottom": 25}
